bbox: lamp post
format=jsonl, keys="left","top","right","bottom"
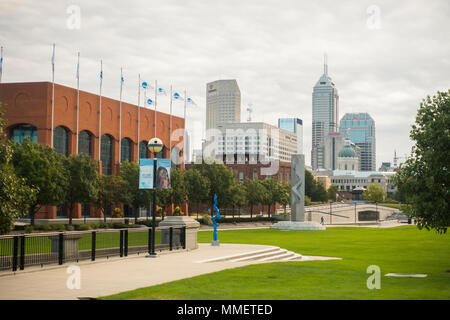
{"left": 147, "top": 137, "right": 163, "bottom": 257}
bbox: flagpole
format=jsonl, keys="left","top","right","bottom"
{"left": 154, "top": 80, "right": 157, "bottom": 138}
{"left": 183, "top": 89, "right": 187, "bottom": 169}
{"left": 0, "top": 46, "right": 3, "bottom": 84}
{"left": 51, "top": 43, "right": 55, "bottom": 148}
{"left": 98, "top": 60, "right": 103, "bottom": 162}
{"left": 119, "top": 67, "right": 123, "bottom": 163}
{"left": 169, "top": 85, "right": 173, "bottom": 165}
{"left": 76, "top": 52, "right": 80, "bottom": 154}
{"left": 137, "top": 74, "right": 141, "bottom": 162}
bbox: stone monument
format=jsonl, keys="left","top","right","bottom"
{"left": 271, "top": 154, "right": 326, "bottom": 230}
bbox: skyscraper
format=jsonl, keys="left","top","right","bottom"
{"left": 278, "top": 118, "right": 303, "bottom": 154}
{"left": 311, "top": 54, "right": 339, "bottom": 170}
{"left": 206, "top": 80, "right": 241, "bottom": 132}
{"left": 339, "top": 113, "right": 376, "bottom": 171}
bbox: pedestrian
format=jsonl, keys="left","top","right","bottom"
{"left": 321, "top": 216, "right": 324, "bottom": 225}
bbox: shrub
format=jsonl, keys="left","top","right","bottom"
{"left": 65, "top": 225, "right": 75, "bottom": 231}
{"left": 39, "top": 224, "right": 52, "bottom": 232}
{"left": 75, "top": 224, "right": 91, "bottom": 231}
{"left": 50, "top": 224, "right": 65, "bottom": 232}
{"left": 200, "top": 214, "right": 213, "bottom": 226}
{"left": 24, "top": 225, "right": 33, "bottom": 234}
{"left": 136, "top": 220, "right": 159, "bottom": 228}
{"left": 174, "top": 206, "right": 184, "bottom": 216}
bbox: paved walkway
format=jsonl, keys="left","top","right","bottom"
{"left": 0, "top": 243, "right": 339, "bottom": 300}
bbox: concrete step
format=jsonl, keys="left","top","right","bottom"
{"left": 257, "top": 251, "right": 297, "bottom": 262}
{"left": 230, "top": 249, "right": 288, "bottom": 262}
{"left": 280, "top": 253, "right": 302, "bottom": 261}
{"left": 195, "top": 246, "right": 281, "bottom": 263}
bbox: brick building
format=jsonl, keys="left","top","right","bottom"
{"left": 0, "top": 82, "right": 184, "bottom": 219}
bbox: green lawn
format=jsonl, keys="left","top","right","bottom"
{"left": 102, "top": 226, "right": 450, "bottom": 300}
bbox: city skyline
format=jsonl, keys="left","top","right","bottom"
{"left": 1, "top": 0, "right": 449, "bottom": 169}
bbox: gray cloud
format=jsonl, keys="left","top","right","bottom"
{"left": 1, "top": 0, "right": 449, "bottom": 168}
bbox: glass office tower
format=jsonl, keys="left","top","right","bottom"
{"left": 311, "top": 55, "right": 339, "bottom": 169}
{"left": 339, "top": 113, "right": 376, "bottom": 171}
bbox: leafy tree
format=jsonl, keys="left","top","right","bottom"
{"left": 277, "top": 182, "right": 291, "bottom": 213}
{"left": 393, "top": 90, "right": 450, "bottom": 233}
{"left": 232, "top": 183, "right": 247, "bottom": 216}
{"left": 244, "top": 178, "right": 266, "bottom": 218}
{"left": 63, "top": 154, "right": 99, "bottom": 225}
{"left": 120, "top": 161, "right": 151, "bottom": 222}
{"left": 363, "top": 183, "right": 386, "bottom": 203}
{"left": 0, "top": 104, "right": 36, "bottom": 234}
{"left": 156, "top": 188, "right": 172, "bottom": 219}
{"left": 327, "top": 185, "right": 339, "bottom": 202}
{"left": 305, "top": 170, "right": 328, "bottom": 202}
{"left": 184, "top": 168, "right": 210, "bottom": 215}
{"left": 170, "top": 169, "right": 187, "bottom": 208}
{"left": 96, "top": 174, "right": 127, "bottom": 222}
{"left": 261, "top": 177, "right": 278, "bottom": 217}
{"left": 11, "top": 139, "right": 68, "bottom": 225}
{"left": 192, "top": 162, "right": 235, "bottom": 215}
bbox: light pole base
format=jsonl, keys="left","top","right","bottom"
{"left": 211, "top": 240, "right": 220, "bottom": 246}
{"left": 145, "top": 253, "right": 158, "bottom": 258}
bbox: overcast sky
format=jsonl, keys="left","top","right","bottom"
{"left": 1, "top": 0, "right": 449, "bottom": 167}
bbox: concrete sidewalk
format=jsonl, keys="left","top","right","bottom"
{"left": 0, "top": 243, "right": 339, "bottom": 300}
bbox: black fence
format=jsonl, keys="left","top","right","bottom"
{"left": 0, "top": 226, "right": 186, "bottom": 272}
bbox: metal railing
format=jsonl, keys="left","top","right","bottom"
{"left": 0, "top": 226, "right": 186, "bottom": 272}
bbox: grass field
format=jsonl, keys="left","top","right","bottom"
{"left": 102, "top": 226, "right": 450, "bottom": 300}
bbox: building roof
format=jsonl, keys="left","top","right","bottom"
{"left": 338, "top": 141, "right": 358, "bottom": 158}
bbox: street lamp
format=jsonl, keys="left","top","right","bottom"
{"left": 147, "top": 137, "right": 163, "bottom": 257}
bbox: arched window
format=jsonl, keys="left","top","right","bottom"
{"left": 120, "top": 138, "right": 132, "bottom": 163}
{"left": 54, "top": 126, "right": 69, "bottom": 156}
{"left": 79, "top": 130, "right": 93, "bottom": 156}
{"left": 11, "top": 124, "right": 38, "bottom": 143}
{"left": 139, "top": 140, "right": 149, "bottom": 159}
{"left": 101, "top": 134, "right": 113, "bottom": 175}
{"left": 154, "top": 145, "right": 166, "bottom": 159}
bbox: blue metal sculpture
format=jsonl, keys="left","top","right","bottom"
{"left": 212, "top": 193, "right": 221, "bottom": 244}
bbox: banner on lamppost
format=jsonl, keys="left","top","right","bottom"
{"left": 156, "top": 158, "right": 171, "bottom": 189}
{"left": 139, "top": 158, "right": 154, "bottom": 189}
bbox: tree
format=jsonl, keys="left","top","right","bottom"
{"left": 244, "top": 178, "right": 266, "bottom": 218}
{"left": 120, "top": 161, "right": 151, "bottom": 222}
{"left": 63, "top": 154, "right": 99, "bottom": 225}
{"left": 261, "top": 178, "right": 278, "bottom": 217}
{"left": 11, "top": 139, "right": 68, "bottom": 225}
{"left": 393, "top": 90, "right": 450, "bottom": 233}
{"left": 305, "top": 170, "right": 328, "bottom": 202}
{"left": 277, "top": 182, "right": 291, "bottom": 213}
{"left": 184, "top": 168, "right": 210, "bottom": 215}
{"left": 0, "top": 104, "right": 36, "bottom": 234}
{"left": 170, "top": 169, "right": 187, "bottom": 208}
{"left": 232, "top": 183, "right": 247, "bottom": 216}
{"left": 96, "top": 174, "right": 127, "bottom": 222}
{"left": 363, "top": 183, "right": 386, "bottom": 203}
{"left": 192, "top": 162, "right": 235, "bottom": 215}
{"left": 327, "top": 185, "right": 339, "bottom": 202}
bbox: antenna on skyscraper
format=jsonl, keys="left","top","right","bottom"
{"left": 246, "top": 103, "right": 253, "bottom": 122}
{"left": 324, "top": 52, "right": 328, "bottom": 75}
{"left": 393, "top": 149, "right": 398, "bottom": 168}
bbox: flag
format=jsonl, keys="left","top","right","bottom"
{"left": 100, "top": 63, "right": 103, "bottom": 84}
{"left": 187, "top": 97, "right": 197, "bottom": 106}
{"left": 147, "top": 98, "right": 153, "bottom": 105}
{"left": 173, "top": 92, "right": 184, "bottom": 101}
{"left": 141, "top": 81, "right": 154, "bottom": 90}
{"left": 121, "top": 75, "right": 124, "bottom": 84}
{"left": 157, "top": 87, "right": 166, "bottom": 95}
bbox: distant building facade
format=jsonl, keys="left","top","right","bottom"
{"left": 278, "top": 118, "right": 303, "bottom": 154}
{"left": 340, "top": 113, "right": 376, "bottom": 171}
{"left": 321, "top": 132, "right": 361, "bottom": 170}
{"left": 214, "top": 122, "right": 298, "bottom": 163}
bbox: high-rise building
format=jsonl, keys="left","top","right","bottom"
{"left": 339, "top": 113, "right": 376, "bottom": 171}
{"left": 311, "top": 55, "right": 339, "bottom": 170}
{"left": 206, "top": 80, "right": 241, "bottom": 132}
{"left": 278, "top": 118, "right": 303, "bottom": 154}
